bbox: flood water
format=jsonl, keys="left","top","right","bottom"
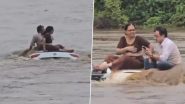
{"left": 92, "top": 31, "right": 185, "bottom": 104}
{"left": 0, "top": 0, "right": 92, "bottom": 104}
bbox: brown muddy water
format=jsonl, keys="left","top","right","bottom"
{"left": 92, "top": 31, "right": 185, "bottom": 104}
{"left": 0, "top": 0, "right": 92, "bottom": 104}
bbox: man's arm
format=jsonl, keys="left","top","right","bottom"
{"left": 157, "top": 44, "right": 172, "bottom": 61}
{"left": 29, "top": 36, "right": 36, "bottom": 50}
{"left": 147, "top": 52, "right": 160, "bottom": 61}
{"left": 145, "top": 44, "right": 171, "bottom": 61}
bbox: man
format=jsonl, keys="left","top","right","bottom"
{"left": 19, "top": 25, "right": 45, "bottom": 56}
{"left": 144, "top": 26, "right": 182, "bottom": 70}
{"left": 29, "top": 25, "right": 45, "bottom": 50}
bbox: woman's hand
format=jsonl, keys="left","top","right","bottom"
{"left": 125, "top": 52, "right": 133, "bottom": 56}
{"left": 42, "top": 38, "right": 47, "bottom": 52}
{"left": 116, "top": 46, "right": 137, "bottom": 55}
{"left": 125, "top": 46, "right": 137, "bottom": 52}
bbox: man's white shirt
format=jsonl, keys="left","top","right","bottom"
{"left": 156, "top": 38, "right": 181, "bottom": 65}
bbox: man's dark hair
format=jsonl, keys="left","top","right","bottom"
{"left": 37, "top": 25, "right": 44, "bottom": 33}
{"left": 45, "top": 26, "right": 54, "bottom": 33}
{"left": 124, "top": 23, "right": 135, "bottom": 30}
{"left": 154, "top": 26, "right": 168, "bottom": 37}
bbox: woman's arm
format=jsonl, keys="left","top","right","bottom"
{"left": 125, "top": 51, "right": 143, "bottom": 57}
{"left": 43, "top": 38, "right": 47, "bottom": 51}
{"left": 116, "top": 46, "right": 137, "bottom": 55}
{"left": 116, "top": 47, "right": 128, "bottom": 55}
{"left": 124, "top": 44, "right": 153, "bottom": 57}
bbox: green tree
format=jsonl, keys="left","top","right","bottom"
{"left": 94, "top": 0, "right": 185, "bottom": 28}
{"left": 170, "top": 2, "right": 185, "bottom": 26}
{"left": 94, "top": 0, "right": 128, "bottom": 29}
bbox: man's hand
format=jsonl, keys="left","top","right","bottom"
{"left": 144, "top": 47, "right": 153, "bottom": 57}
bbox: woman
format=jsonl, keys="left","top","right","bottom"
{"left": 94, "top": 23, "right": 152, "bottom": 71}
{"left": 42, "top": 26, "right": 74, "bottom": 52}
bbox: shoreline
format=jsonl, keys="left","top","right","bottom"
{"left": 94, "top": 26, "right": 185, "bottom": 33}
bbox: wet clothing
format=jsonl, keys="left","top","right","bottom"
{"left": 45, "top": 44, "right": 60, "bottom": 51}
{"left": 144, "top": 38, "right": 181, "bottom": 70}
{"left": 30, "top": 33, "right": 44, "bottom": 50}
{"left": 44, "top": 34, "right": 53, "bottom": 44}
{"left": 156, "top": 38, "right": 181, "bottom": 65}
{"left": 105, "top": 35, "right": 150, "bottom": 70}
{"left": 117, "top": 35, "right": 150, "bottom": 52}
{"left": 43, "top": 34, "right": 64, "bottom": 51}
{"left": 144, "top": 59, "right": 173, "bottom": 70}
{"left": 105, "top": 55, "right": 144, "bottom": 69}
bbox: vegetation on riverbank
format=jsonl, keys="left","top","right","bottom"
{"left": 94, "top": 0, "right": 185, "bottom": 29}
